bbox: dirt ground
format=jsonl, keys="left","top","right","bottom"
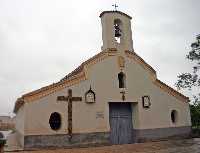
{"left": 5, "top": 138, "right": 200, "bottom": 153}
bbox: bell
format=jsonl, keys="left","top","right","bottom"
{"left": 114, "top": 24, "right": 121, "bottom": 37}
{"left": 115, "top": 30, "right": 121, "bottom": 37}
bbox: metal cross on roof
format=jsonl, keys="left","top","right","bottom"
{"left": 112, "top": 3, "right": 118, "bottom": 11}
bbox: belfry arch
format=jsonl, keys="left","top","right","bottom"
{"left": 114, "top": 18, "right": 123, "bottom": 43}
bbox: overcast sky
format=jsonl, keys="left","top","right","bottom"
{"left": 0, "top": 0, "right": 199, "bottom": 116}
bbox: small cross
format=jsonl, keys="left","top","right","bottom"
{"left": 57, "top": 89, "right": 82, "bottom": 140}
{"left": 112, "top": 4, "right": 118, "bottom": 11}
{"left": 120, "top": 91, "right": 126, "bottom": 101}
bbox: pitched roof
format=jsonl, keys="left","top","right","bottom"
{"left": 154, "top": 79, "right": 189, "bottom": 102}
{"left": 125, "top": 50, "right": 156, "bottom": 76}
{"left": 13, "top": 48, "right": 117, "bottom": 113}
{"left": 60, "top": 48, "right": 116, "bottom": 81}
{"left": 124, "top": 50, "right": 189, "bottom": 102}
{"left": 13, "top": 49, "right": 189, "bottom": 113}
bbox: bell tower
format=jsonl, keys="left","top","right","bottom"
{"left": 100, "top": 11, "right": 133, "bottom": 51}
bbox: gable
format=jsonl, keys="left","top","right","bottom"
{"left": 13, "top": 48, "right": 116, "bottom": 113}
{"left": 13, "top": 49, "right": 189, "bottom": 113}
{"left": 124, "top": 50, "right": 189, "bottom": 102}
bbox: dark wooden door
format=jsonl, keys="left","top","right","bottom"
{"left": 109, "top": 103, "right": 133, "bottom": 144}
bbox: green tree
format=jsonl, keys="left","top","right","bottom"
{"left": 190, "top": 104, "right": 200, "bottom": 128}
{"left": 176, "top": 34, "right": 200, "bottom": 128}
{"left": 176, "top": 34, "right": 200, "bottom": 102}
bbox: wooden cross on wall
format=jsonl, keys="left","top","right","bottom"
{"left": 57, "top": 89, "right": 82, "bottom": 140}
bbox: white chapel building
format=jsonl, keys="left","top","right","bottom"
{"left": 8, "top": 10, "right": 191, "bottom": 149}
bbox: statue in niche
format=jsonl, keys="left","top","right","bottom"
{"left": 85, "top": 86, "right": 96, "bottom": 103}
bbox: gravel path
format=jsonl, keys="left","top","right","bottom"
{"left": 5, "top": 138, "right": 200, "bottom": 153}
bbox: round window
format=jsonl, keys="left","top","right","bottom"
{"left": 49, "top": 112, "right": 61, "bottom": 130}
{"left": 171, "top": 110, "right": 178, "bottom": 123}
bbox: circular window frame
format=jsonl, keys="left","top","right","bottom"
{"left": 49, "top": 112, "right": 62, "bottom": 131}
{"left": 171, "top": 110, "right": 178, "bottom": 124}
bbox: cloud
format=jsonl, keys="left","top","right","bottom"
{"left": 0, "top": 0, "right": 199, "bottom": 115}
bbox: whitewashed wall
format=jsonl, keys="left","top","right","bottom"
{"left": 17, "top": 51, "right": 191, "bottom": 137}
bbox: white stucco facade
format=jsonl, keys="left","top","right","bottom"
{"left": 9, "top": 10, "right": 191, "bottom": 149}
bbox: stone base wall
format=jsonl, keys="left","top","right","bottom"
{"left": 24, "top": 132, "right": 110, "bottom": 149}
{"left": 24, "top": 126, "right": 191, "bottom": 149}
{"left": 134, "top": 126, "right": 191, "bottom": 142}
